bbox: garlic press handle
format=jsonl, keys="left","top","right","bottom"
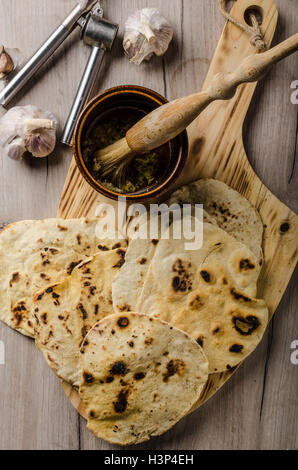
{"left": 61, "top": 46, "right": 105, "bottom": 146}
{"left": 0, "top": 2, "right": 97, "bottom": 107}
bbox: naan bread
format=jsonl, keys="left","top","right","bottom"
{"left": 137, "top": 222, "right": 268, "bottom": 373}
{"left": 167, "top": 179, "right": 264, "bottom": 264}
{"left": 114, "top": 209, "right": 216, "bottom": 314}
{"left": 79, "top": 312, "right": 209, "bottom": 445}
{"left": 113, "top": 238, "right": 157, "bottom": 314}
{"left": 0, "top": 218, "right": 126, "bottom": 337}
{"left": 34, "top": 248, "right": 126, "bottom": 388}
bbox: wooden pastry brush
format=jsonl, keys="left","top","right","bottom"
{"left": 97, "top": 33, "right": 298, "bottom": 185}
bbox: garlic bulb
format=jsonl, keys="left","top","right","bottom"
{"left": 0, "top": 105, "right": 58, "bottom": 160}
{"left": 123, "top": 9, "right": 174, "bottom": 65}
{"left": 0, "top": 45, "right": 21, "bottom": 80}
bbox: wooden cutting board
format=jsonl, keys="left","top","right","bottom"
{"left": 58, "top": 0, "right": 298, "bottom": 418}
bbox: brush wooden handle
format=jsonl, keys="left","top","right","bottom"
{"left": 126, "top": 33, "right": 298, "bottom": 153}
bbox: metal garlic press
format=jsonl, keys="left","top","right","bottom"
{"left": 0, "top": 1, "right": 119, "bottom": 146}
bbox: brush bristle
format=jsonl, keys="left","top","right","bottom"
{"left": 95, "top": 138, "right": 134, "bottom": 186}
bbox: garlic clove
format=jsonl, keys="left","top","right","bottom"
{"left": 123, "top": 8, "right": 173, "bottom": 65}
{"left": 0, "top": 50, "right": 14, "bottom": 77}
{"left": 0, "top": 46, "right": 22, "bottom": 81}
{"left": 25, "top": 128, "right": 56, "bottom": 158}
{"left": 6, "top": 137, "right": 26, "bottom": 161}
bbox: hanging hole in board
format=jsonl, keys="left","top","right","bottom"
{"left": 244, "top": 6, "right": 264, "bottom": 26}
{"left": 224, "top": 0, "right": 236, "bottom": 13}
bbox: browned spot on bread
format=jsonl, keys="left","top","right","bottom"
{"left": 67, "top": 260, "right": 82, "bottom": 275}
{"left": 81, "top": 325, "right": 88, "bottom": 339}
{"left": 77, "top": 303, "right": 88, "bottom": 320}
{"left": 117, "top": 317, "right": 129, "bottom": 328}
{"left": 113, "top": 249, "right": 126, "bottom": 268}
{"left": 12, "top": 310, "right": 23, "bottom": 326}
{"left": 230, "top": 288, "right": 251, "bottom": 302}
{"left": 89, "top": 286, "right": 96, "bottom": 296}
{"left": 163, "top": 359, "right": 185, "bottom": 383}
{"left": 9, "top": 272, "right": 20, "bottom": 287}
{"left": 200, "top": 270, "right": 211, "bottom": 283}
{"left": 94, "top": 305, "right": 99, "bottom": 315}
{"left": 46, "top": 287, "right": 53, "bottom": 294}
{"left": 49, "top": 248, "right": 58, "bottom": 255}
{"left": 89, "top": 410, "right": 95, "bottom": 418}
{"left": 106, "top": 376, "right": 114, "bottom": 383}
{"left": 76, "top": 234, "right": 81, "bottom": 245}
{"left": 11, "top": 302, "right": 28, "bottom": 322}
{"left": 152, "top": 239, "right": 159, "bottom": 245}
{"left": 41, "top": 313, "right": 48, "bottom": 324}
{"left": 98, "top": 244, "right": 109, "bottom": 251}
{"left": 239, "top": 259, "right": 255, "bottom": 271}
{"left": 212, "top": 325, "right": 221, "bottom": 334}
{"left": 196, "top": 336, "right": 204, "bottom": 347}
{"left": 134, "top": 372, "right": 146, "bottom": 380}
{"left": 110, "top": 361, "right": 128, "bottom": 376}
{"left": 280, "top": 222, "right": 290, "bottom": 233}
{"left": 128, "top": 341, "right": 134, "bottom": 348}
{"left": 40, "top": 273, "right": 50, "bottom": 281}
{"left": 57, "top": 224, "right": 68, "bottom": 231}
{"left": 113, "top": 389, "right": 129, "bottom": 413}
{"left": 112, "top": 242, "right": 121, "bottom": 250}
{"left": 189, "top": 294, "right": 204, "bottom": 309}
{"left": 172, "top": 259, "right": 193, "bottom": 293}
{"left": 139, "top": 257, "right": 147, "bottom": 265}
{"left": 145, "top": 337, "right": 153, "bottom": 345}
{"left": 83, "top": 371, "right": 94, "bottom": 384}
{"left": 232, "top": 315, "right": 260, "bottom": 336}
{"left": 229, "top": 344, "right": 244, "bottom": 353}
{"left": 47, "top": 353, "right": 57, "bottom": 365}
{"left": 118, "top": 304, "right": 131, "bottom": 312}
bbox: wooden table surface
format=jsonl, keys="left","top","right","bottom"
{"left": 0, "top": 0, "right": 297, "bottom": 450}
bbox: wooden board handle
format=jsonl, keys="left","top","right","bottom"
{"left": 126, "top": 33, "right": 298, "bottom": 154}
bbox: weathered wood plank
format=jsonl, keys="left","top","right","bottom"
{"left": 0, "top": 0, "right": 81, "bottom": 449}
{"left": 0, "top": 0, "right": 297, "bottom": 450}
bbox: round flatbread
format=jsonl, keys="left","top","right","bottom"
{"left": 166, "top": 179, "right": 264, "bottom": 264}
{"left": 0, "top": 218, "right": 125, "bottom": 337}
{"left": 34, "top": 248, "right": 126, "bottom": 388}
{"left": 137, "top": 221, "right": 268, "bottom": 373}
{"left": 113, "top": 208, "right": 217, "bottom": 314}
{"left": 79, "top": 312, "right": 209, "bottom": 446}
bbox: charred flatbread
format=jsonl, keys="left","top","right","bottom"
{"left": 34, "top": 248, "right": 126, "bottom": 388}
{"left": 0, "top": 218, "right": 125, "bottom": 337}
{"left": 79, "top": 312, "right": 209, "bottom": 445}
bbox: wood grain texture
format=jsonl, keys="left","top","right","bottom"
{"left": 0, "top": 0, "right": 297, "bottom": 450}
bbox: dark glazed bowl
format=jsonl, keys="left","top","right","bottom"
{"left": 73, "top": 85, "right": 188, "bottom": 201}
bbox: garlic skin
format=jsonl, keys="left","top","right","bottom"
{"left": 0, "top": 105, "right": 58, "bottom": 160}
{"left": 0, "top": 50, "right": 14, "bottom": 78}
{"left": 123, "top": 9, "right": 174, "bottom": 65}
{"left": 0, "top": 46, "right": 21, "bottom": 81}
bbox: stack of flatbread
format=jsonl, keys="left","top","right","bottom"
{"left": 0, "top": 179, "right": 269, "bottom": 445}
